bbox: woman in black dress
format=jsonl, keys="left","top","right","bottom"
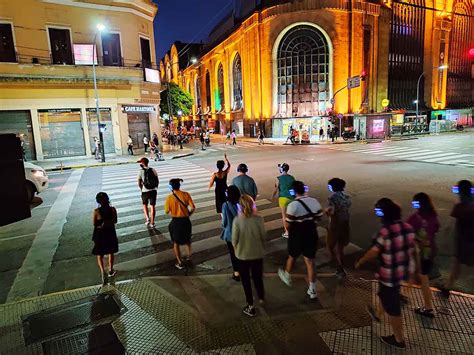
{"left": 92, "top": 192, "right": 118, "bottom": 284}
{"left": 208, "top": 154, "right": 231, "bottom": 214}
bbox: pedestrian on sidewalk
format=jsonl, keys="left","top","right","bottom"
{"left": 355, "top": 198, "right": 416, "bottom": 350}
{"left": 137, "top": 157, "right": 159, "bottom": 228}
{"left": 231, "top": 130, "right": 237, "bottom": 145}
{"left": 208, "top": 154, "right": 231, "bottom": 214}
{"left": 285, "top": 126, "right": 294, "bottom": 144}
{"left": 442, "top": 180, "right": 474, "bottom": 296}
{"left": 232, "top": 163, "right": 258, "bottom": 201}
{"left": 92, "top": 192, "right": 118, "bottom": 285}
{"left": 165, "top": 178, "right": 196, "bottom": 269}
{"left": 93, "top": 136, "right": 100, "bottom": 160}
{"left": 271, "top": 163, "right": 295, "bottom": 238}
{"left": 319, "top": 127, "right": 324, "bottom": 141}
{"left": 232, "top": 194, "right": 266, "bottom": 317}
{"left": 225, "top": 131, "right": 231, "bottom": 145}
{"left": 143, "top": 135, "right": 149, "bottom": 153}
{"left": 327, "top": 125, "right": 331, "bottom": 142}
{"left": 221, "top": 185, "right": 241, "bottom": 282}
{"left": 199, "top": 131, "right": 205, "bottom": 150}
{"left": 325, "top": 178, "right": 352, "bottom": 278}
{"left": 278, "top": 181, "right": 323, "bottom": 300}
{"left": 258, "top": 130, "right": 264, "bottom": 145}
{"left": 406, "top": 192, "right": 439, "bottom": 318}
{"left": 152, "top": 133, "right": 159, "bottom": 147}
{"left": 127, "top": 135, "right": 134, "bottom": 155}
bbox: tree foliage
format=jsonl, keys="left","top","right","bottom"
{"left": 160, "top": 82, "right": 193, "bottom": 117}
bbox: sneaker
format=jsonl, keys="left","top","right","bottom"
{"left": 366, "top": 306, "right": 381, "bottom": 322}
{"left": 380, "top": 335, "right": 406, "bottom": 349}
{"left": 108, "top": 269, "right": 116, "bottom": 278}
{"left": 145, "top": 219, "right": 150, "bottom": 226}
{"left": 307, "top": 288, "right": 318, "bottom": 299}
{"left": 414, "top": 307, "right": 434, "bottom": 318}
{"left": 175, "top": 262, "right": 184, "bottom": 270}
{"left": 242, "top": 304, "right": 256, "bottom": 317}
{"left": 278, "top": 268, "right": 292, "bottom": 287}
{"left": 149, "top": 223, "right": 156, "bottom": 229}
{"left": 101, "top": 273, "right": 108, "bottom": 286}
{"left": 232, "top": 274, "right": 241, "bottom": 282}
{"left": 282, "top": 231, "right": 289, "bottom": 239}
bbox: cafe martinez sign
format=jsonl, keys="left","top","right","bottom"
{"left": 122, "top": 105, "right": 156, "bottom": 113}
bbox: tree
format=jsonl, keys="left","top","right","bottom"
{"left": 160, "top": 82, "right": 193, "bottom": 117}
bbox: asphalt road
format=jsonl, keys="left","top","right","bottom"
{"left": 0, "top": 132, "right": 472, "bottom": 303}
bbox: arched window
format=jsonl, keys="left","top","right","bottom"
{"left": 232, "top": 53, "right": 243, "bottom": 110}
{"left": 277, "top": 25, "right": 330, "bottom": 117}
{"left": 388, "top": 0, "right": 426, "bottom": 109}
{"left": 447, "top": 0, "right": 473, "bottom": 108}
{"left": 195, "top": 77, "right": 201, "bottom": 109}
{"left": 217, "top": 63, "right": 225, "bottom": 111}
{"left": 205, "top": 71, "right": 211, "bottom": 108}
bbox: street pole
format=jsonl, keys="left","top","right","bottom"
{"left": 331, "top": 84, "right": 347, "bottom": 140}
{"left": 415, "top": 72, "right": 425, "bottom": 129}
{"left": 92, "top": 32, "right": 105, "bottom": 163}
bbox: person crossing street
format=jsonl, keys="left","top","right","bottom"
{"left": 137, "top": 157, "right": 159, "bottom": 228}
{"left": 272, "top": 163, "right": 295, "bottom": 238}
{"left": 232, "top": 163, "right": 258, "bottom": 201}
{"left": 278, "top": 181, "right": 323, "bottom": 300}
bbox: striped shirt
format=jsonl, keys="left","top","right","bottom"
{"left": 286, "top": 196, "right": 323, "bottom": 223}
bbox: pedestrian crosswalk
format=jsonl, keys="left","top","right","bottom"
{"left": 100, "top": 160, "right": 361, "bottom": 274}
{"left": 326, "top": 143, "right": 474, "bottom": 168}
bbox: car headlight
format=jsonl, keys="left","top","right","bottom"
{"left": 31, "top": 169, "right": 46, "bottom": 177}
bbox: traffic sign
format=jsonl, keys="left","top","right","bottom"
{"left": 337, "top": 113, "right": 344, "bottom": 119}
{"left": 382, "top": 99, "right": 390, "bottom": 107}
{"left": 347, "top": 75, "right": 361, "bottom": 89}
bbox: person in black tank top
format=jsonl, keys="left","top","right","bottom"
{"left": 209, "top": 154, "right": 231, "bottom": 214}
{"left": 92, "top": 192, "right": 118, "bottom": 284}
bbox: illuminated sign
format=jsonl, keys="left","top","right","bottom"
{"left": 372, "top": 119, "right": 385, "bottom": 133}
{"left": 122, "top": 106, "right": 156, "bottom": 113}
{"left": 144, "top": 68, "right": 160, "bottom": 83}
{"left": 86, "top": 108, "right": 111, "bottom": 113}
{"left": 73, "top": 44, "right": 97, "bottom": 65}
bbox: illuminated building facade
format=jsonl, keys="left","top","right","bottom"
{"left": 162, "top": 0, "right": 472, "bottom": 138}
{"left": 0, "top": 0, "right": 160, "bottom": 160}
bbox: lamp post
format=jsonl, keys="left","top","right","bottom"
{"left": 93, "top": 23, "right": 106, "bottom": 162}
{"left": 415, "top": 65, "right": 448, "bottom": 125}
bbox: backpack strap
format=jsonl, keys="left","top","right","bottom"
{"left": 296, "top": 199, "right": 315, "bottom": 221}
{"left": 172, "top": 191, "right": 190, "bottom": 216}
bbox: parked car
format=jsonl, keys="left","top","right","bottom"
{"left": 24, "top": 162, "right": 48, "bottom": 202}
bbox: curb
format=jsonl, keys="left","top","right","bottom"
{"left": 171, "top": 153, "right": 195, "bottom": 159}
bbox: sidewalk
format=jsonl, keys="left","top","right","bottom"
{"left": 1, "top": 270, "right": 472, "bottom": 354}
{"left": 34, "top": 145, "right": 195, "bottom": 172}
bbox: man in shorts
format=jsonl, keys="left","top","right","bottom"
{"left": 272, "top": 163, "right": 295, "bottom": 238}
{"left": 137, "top": 157, "right": 159, "bottom": 228}
{"left": 278, "top": 181, "right": 323, "bottom": 299}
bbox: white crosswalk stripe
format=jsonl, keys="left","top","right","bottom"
{"left": 98, "top": 160, "right": 360, "bottom": 273}
{"left": 203, "top": 141, "right": 268, "bottom": 153}
{"left": 327, "top": 143, "right": 474, "bottom": 168}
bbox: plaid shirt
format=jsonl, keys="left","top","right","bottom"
{"left": 373, "top": 222, "right": 416, "bottom": 287}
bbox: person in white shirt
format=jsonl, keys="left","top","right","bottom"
{"left": 278, "top": 181, "right": 323, "bottom": 300}
{"left": 143, "top": 135, "right": 149, "bottom": 153}
{"left": 127, "top": 135, "right": 134, "bottom": 155}
{"left": 137, "top": 157, "right": 159, "bottom": 228}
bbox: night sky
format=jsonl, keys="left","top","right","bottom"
{"left": 153, "top": 0, "right": 232, "bottom": 62}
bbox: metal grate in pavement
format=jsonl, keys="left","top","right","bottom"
{"left": 42, "top": 323, "right": 125, "bottom": 355}
{"left": 23, "top": 292, "right": 124, "bottom": 345}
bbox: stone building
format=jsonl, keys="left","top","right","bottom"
{"left": 0, "top": 0, "right": 161, "bottom": 160}
{"left": 162, "top": 0, "right": 473, "bottom": 139}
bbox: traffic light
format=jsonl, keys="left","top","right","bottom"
{"left": 469, "top": 47, "right": 474, "bottom": 58}
{"left": 361, "top": 70, "right": 367, "bottom": 81}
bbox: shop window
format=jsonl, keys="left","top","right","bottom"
{"left": 140, "top": 37, "right": 151, "bottom": 68}
{"left": 232, "top": 53, "right": 243, "bottom": 110}
{"left": 39, "top": 109, "right": 85, "bottom": 158}
{"left": 101, "top": 32, "right": 122, "bottom": 66}
{"left": 0, "top": 23, "right": 16, "bottom": 63}
{"left": 48, "top": 28, "right": 73, "bottom": 65}
{"left": 276, "top": 25, "right": 330, "bottom": 117}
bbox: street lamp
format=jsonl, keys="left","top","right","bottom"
{"left": 415, "top": 65, "right": 448, "bottom": 122}
{"left": 93, "top": 23, "right": 106, "bottom": 162}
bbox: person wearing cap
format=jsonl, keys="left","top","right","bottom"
{"left": 232, "top": 163, "right": 258, "bottom": 200}
{"left": 137, "top": 157, "right": 159, "bottom": 228}
{"left": 165, "top": 178, "right": 196, "bottom": 269}
{"left": 272, "top": 163, "right": 295, "bottom": 238}
{"left": 278, "top": 181, "right": 323, "bottom": 300}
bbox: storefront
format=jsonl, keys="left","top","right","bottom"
{"left": 389, "top": 113, "right": 428, "bottom": 136}
{"left": 122, "top": 105, "right": 155, "bottom": 149}
{"left": 272, "top": 117, "right": 328, "bottom": 141}
{"left": 354, "top": 114, "right": 391, "bottom": 140}
{"left": 38, "top": 108, "right": 86, "bottom": 159}
{"left": 0, "top": 110, "right": 36, "bottom": 160}
{"left": 86, "top": 108, "right": 115, "bottom": 154}
{"left": 446, "top": 109, "right": 472, "bottom": 126}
